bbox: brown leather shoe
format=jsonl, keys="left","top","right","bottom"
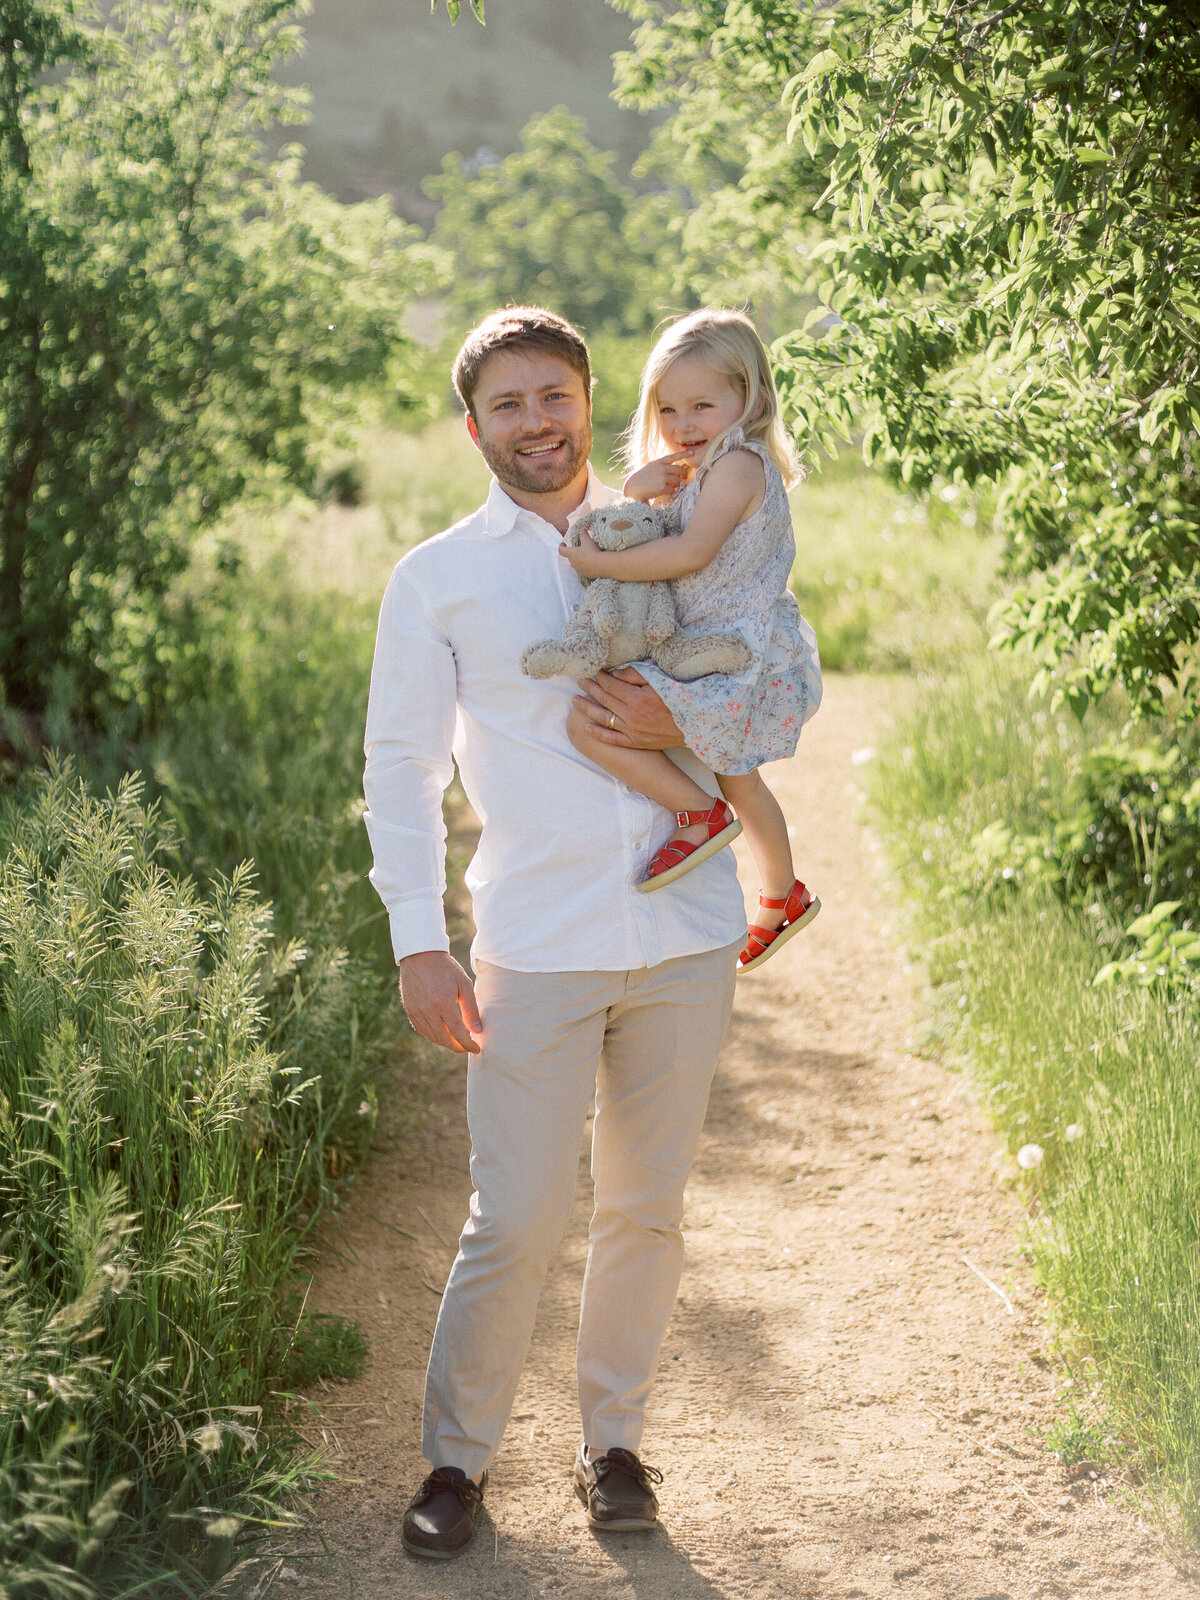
{"left": 402, "top": 1466, "right": 486, "bottom": 1560}
{"left": 573, "top": 1446, "right": 662, "bottom": 1531}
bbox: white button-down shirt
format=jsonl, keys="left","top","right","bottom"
{"left": 363, "top": 468, "right": 746, "bottom": 973}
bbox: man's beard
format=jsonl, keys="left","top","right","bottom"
{"left": 475, "top": 423, "right": 592, "bottom": 496}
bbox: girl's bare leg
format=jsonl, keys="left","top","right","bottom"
{"left": 717, "top": 769, "right": 796, "bottom": 932}
{"left": 567, "top": 709, "right": 717, "bottom": 851}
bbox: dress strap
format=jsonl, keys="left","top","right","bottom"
{"left": 703, "top": 425, "right": 771, "bottom": 472}
{"left": 694, "top": 426, "right": 775, "bottom": 495}
{"left": 704, "top": 425, "right": 746, "bottom": 471}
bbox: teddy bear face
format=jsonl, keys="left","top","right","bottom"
{"left": 573, "top": 498, "right": 664, "bottom": 553}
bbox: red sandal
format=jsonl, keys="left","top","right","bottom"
{"left": 638, "top": 798, "right": 742, "bottom": 893}
{"left": 738, "top": 879, "right": 820, "bottom": 971}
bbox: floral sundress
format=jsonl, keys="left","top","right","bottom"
{"left": 635, "top": 428, "right": 822, "bottom": 777}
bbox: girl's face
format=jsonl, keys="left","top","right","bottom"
{"left": 654, "top": 353, "right": 746, "bottom": 464}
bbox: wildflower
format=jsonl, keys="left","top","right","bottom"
{"left": 358, "top": 1100, "right": 371, "bottom": 1116}
{"left": 1016, "top": 1143, "right": 1044, "bottom": 1169}
{"left": 1065, "top": 1124, "right": 1083, "bottom": 1142}
{"left": 205, "top": 1516, "right": 240, "bottom": 1540}
{"left": 196, "top": 1423, "right": 223, "bottom": 1454}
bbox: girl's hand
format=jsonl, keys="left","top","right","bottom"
{"left": 558, "top": 529, "right": 610, "bottom": 577}
{"left": 623, "top": 451, "right": 694, "bottom": 504}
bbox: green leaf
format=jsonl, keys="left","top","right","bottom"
{"left": 1126, "top": 901, "right": 1183, "bottom": 940}
{"left": 801, "top": 49, "right": 843, "bottom": 84}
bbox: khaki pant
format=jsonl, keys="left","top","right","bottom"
{"left": 423, "top": 942, "right": 740, "bottom": 1479}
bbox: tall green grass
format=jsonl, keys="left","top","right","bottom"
{"left": 0, "top": 547, "right": 398, "bottom": 1589}
{"left": 0, "top": 769, "right": 340, "bottom": 1590}
{"left": 871, "top": 655, "right": 1200, "bottom": 1538}
{"left": 790, "top": 452, "right": 999, "bottom": 671}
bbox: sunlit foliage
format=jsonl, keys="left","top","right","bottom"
{"left": 0, "top": 0, "right": 420, "bottom": 726}
{"left": 614, "top": 1, "right": 1200, "bottom": 722}
{"left": 426, "top": 106, "right": 680, "bottom": 337}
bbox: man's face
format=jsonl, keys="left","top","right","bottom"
{"left": 466, "top": 350, "right": 592, "bottom": 498}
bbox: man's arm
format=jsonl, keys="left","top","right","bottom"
{"left": 571, "top": 668, "right": 686, "bottom": 750}
{"left": 364, "top": 567, "right": 481, "bottom": 1055}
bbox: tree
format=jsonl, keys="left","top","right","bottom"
{"left": 425, "top": 106, "right": 680, "bottom": 338}
{"left": 613, "top": 1, "right": 1200, "bottom": 722}
{"left": 613, "top": 0, "right": 824, "bottom": 329}
{"left": 0, "top": 0, "right": 421, "bottom": 725}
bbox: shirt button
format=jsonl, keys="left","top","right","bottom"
{"left": 634, "top": 843, "right": 642, "bottom": 851}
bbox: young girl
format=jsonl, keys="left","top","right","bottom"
{"left": 561, "top": 308, "right": 822, "bottom": 973}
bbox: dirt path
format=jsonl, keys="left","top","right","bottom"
{"left": 264, "top": 676, "right": 1197, "bottom": 1600}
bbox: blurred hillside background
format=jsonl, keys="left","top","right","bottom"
{"left": 3, "top": 1, "right": 1200, "bottom": 1592}
{"left": 271, "top": 0, "right": 654, "bottom": 218}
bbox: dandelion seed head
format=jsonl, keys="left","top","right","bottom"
{"left": 1065, "top": 1123, "right": 1083, "bottom": 1142}
{"left": 1017, "top": 1143, "right": 1044, "bottom": 1169}
{"left": 205, "top": 1516, "right": 240, "bottom": 1539}
{"left": 196, "top": 1423, "right": 223, "bottom": 1454}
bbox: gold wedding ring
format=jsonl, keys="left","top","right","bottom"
{"left": 608, "top": 713, "right": 617, "bottom": 730}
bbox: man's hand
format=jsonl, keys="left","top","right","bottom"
{"left": 573, "top": 668, "right": 685, "bottom": 750}
{"left": 398, "top": 951, "right": 482, "bottom": 1055}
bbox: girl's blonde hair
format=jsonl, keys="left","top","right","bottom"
{"left": 623, "top": 308, "right": 801, "bottom": 488}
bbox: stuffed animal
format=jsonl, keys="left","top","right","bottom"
{"left": 520, "top": 497, "right": 751, "bottom": 682}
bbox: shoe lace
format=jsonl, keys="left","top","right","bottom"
{"left": 415, "top": 1468, "right": 483, "bottom": 1509}
{"left": 593, "top": 1448, "right": 663, "bottom": 1491}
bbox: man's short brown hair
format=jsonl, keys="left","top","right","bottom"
{"left": 452, "top": 306, "right": 592, "bottom": 418}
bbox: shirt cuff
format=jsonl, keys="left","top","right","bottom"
{"left": 389, "top": 896, "right": 452, "bottom": 965}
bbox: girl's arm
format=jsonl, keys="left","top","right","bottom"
{"left": 562, "top": 451, "right": 766, "bottom": 582}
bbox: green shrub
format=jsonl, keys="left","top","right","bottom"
{"left": 870, "top": 649, "right": 1200, "bottom": 947}
{"left": 1049, "top": 738, "right": 1200, "bottom": 922}
{"left": 0, "top": 0, "right": 420, "bottom": 727}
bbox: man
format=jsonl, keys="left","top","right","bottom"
{"left": 363, "top": 306, "right": 745, "bottom": 1561}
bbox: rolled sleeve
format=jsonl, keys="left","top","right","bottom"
{"left": 363, "top": 565, "right": 458, "bottom": 963}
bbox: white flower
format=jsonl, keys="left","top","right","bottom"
{"left": 195, "top": 1423, "right": 223, "bottom": 1454}
{"left": 1065, "top": 1123, "right": 1083, "bottom": 1142}
{"left": 1016, "top": 1143, "right": 1044, "bottom": 1169}
{"left": 358, "top": 1100, "right": 371, "bottom": 1116}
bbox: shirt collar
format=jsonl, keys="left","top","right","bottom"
{"left": 483, "top": 464, "right": 614, "bottom": 538}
